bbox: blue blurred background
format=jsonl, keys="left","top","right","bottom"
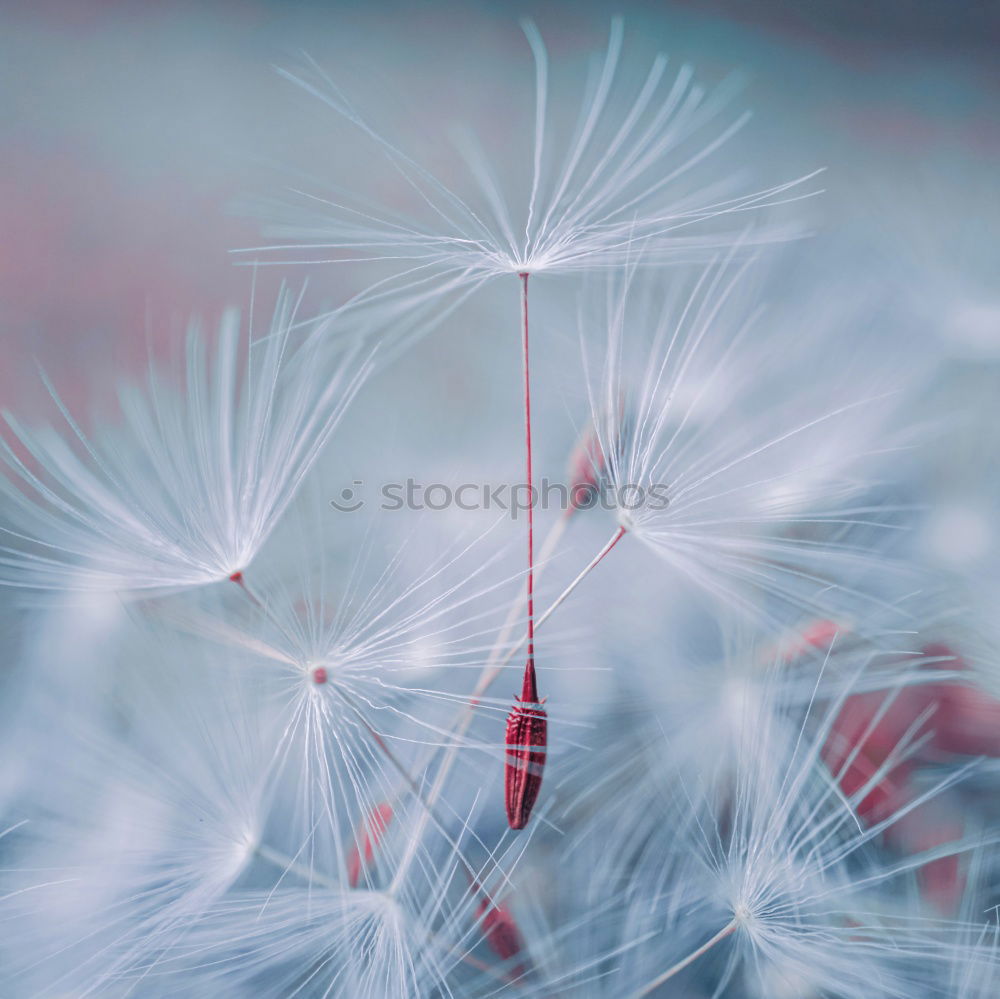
{"left": 2, "top": 1, "right": 996, "bottom": 405}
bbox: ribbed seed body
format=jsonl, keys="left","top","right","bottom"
{"left": 504, "top": 661, "right": 547, "bottom": 829}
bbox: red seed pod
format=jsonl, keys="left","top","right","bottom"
{"left": 346, "top": 802, "right": 394, "bottom": 887}
{"left": 774, "top": 617, "right": 848, "bottom": 663}
{"left": 565, "top": 396, "right": 634, "bottom": 514}
{"left": 469, "top": 878, "right": 528, "bottom": 979}
{"left": 920, "top": 643, "right": 1000, "bottom": 757}
{"left": 887, "top": 800, "right": 965, "bottom": 914}
{"left": 479, "top": 898, "right": 525, "bottom": 965}
{"left": 504, "top": 660, "right": 547, "bottom": 830}
{"left": 823, "top": 686, "right": 923, "bottom": 824}
{"left": 565, "top": 424, "right": 605, "bottom": 513}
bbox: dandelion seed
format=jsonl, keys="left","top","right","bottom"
{"left": 506, "top": 270, "right": 548, "bottom": 829}
{"left": 146, "top": 887, "right": 456, "bottom": 997}
{"left": 602, "top": 641, "right": 998, "bottom": 999}
{"left": 579, "top": 250, "right": 919, "bottom": 625}
{"left": 253, "top": 23, "right": 814, "bottom": 826}
{"left": 0, "top": 289, "right": 372, "bottom": 593}
{"left": 151, "top": 781, "right": 523, "bottom": 997}
{"left": 165, "top": 499, "right": 520, "bottom": 864}
{"left": 0, "top": 635, "right": 272, "bottom": 994}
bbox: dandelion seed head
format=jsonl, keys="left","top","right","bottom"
{"left": 0, "top": 290, "right": 372, "bottom": 593}
{"left": 575, "top": 251, "right": 922, "bottom": 625}
{"left": 242, "top": 18, "right": 816, "bottom": 339}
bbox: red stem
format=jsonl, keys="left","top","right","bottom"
{"left": 229, "top": 570, "right": 263, "bottom": 611}
{"left": 519, "top": 272, "right": 537, "bottom": 700}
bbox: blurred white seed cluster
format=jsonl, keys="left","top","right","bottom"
{"left": 2, "top": 15, "right": 999, "bottom": 999}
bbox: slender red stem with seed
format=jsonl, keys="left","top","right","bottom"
{"left": 504, "top": 272, "right": 548, "bottom": 830}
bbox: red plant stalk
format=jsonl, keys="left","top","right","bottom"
{"left": 346, "top": 802, "right": 394, "bottom": 887}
